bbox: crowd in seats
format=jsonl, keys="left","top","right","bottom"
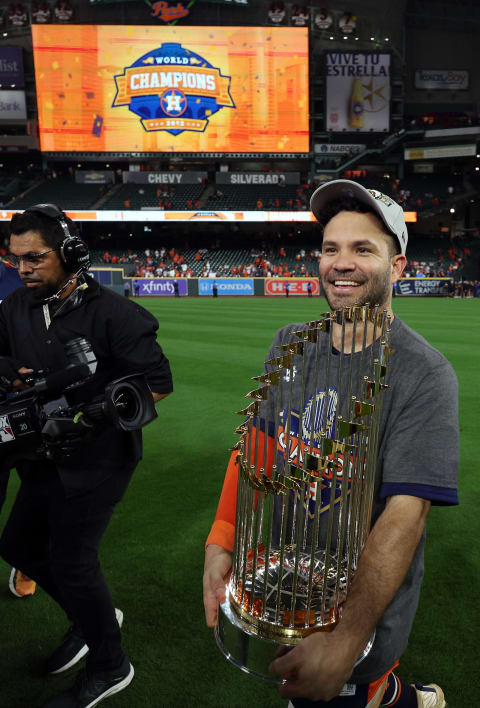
{"left": 0, "top": 166, "right": 470, "bottom": 217}
{"left": 403, "top": 241, "right": 472, "bottom": 278}
{"left": 95, "top": 245, "right": 321, "bottom": 279}
{"left": 207, "top": 183, "right": 312, "bottom": 211}
{"left": 91, "top": 234, "right": 479, "bottom": 284}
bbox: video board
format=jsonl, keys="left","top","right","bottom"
{"left": 325, "top": 52, "right": 390, "bottom": 133}
{"left": 31, "top": 25, "right": 309, "bottom": 153}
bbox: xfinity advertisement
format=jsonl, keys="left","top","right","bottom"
{"left": 134, "top": 278, "right": 188, "bottom": 296}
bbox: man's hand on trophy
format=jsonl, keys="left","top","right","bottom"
{"left": 269, "top": 631, "right": 356, "bottom": 702}
{"left": 203, "top": 544, "right": 232, "bottom": 627}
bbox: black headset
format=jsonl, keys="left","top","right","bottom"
{"left": 24, "top": 203, "right": 90, "bottom": 274}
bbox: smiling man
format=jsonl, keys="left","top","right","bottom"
{"left": 203, "top": 180, "right": 458, "bottom": 708}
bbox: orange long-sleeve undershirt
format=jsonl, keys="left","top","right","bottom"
{"left": 205, "top": 426, "right": 275, "bottom": 551}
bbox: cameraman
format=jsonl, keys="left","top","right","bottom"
{"left": 0, "top": 205, "right": 173, "bottom": 708}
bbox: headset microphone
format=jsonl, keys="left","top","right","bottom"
{"left": 22, "top": 203, "right": 91, "bottom": 303}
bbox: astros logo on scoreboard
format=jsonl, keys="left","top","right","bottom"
{"left": 112, "top": 42, "right": 235, "bottom": 136}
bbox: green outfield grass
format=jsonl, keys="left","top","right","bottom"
{"left": 0, "top": 296, "right": 478, "bottom": 708}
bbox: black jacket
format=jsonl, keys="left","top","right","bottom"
{"left": 0, "top": 275, "right": 173, "bottom": 494}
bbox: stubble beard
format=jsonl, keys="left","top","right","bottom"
{"left": 321, "top": 268, "right": 392, "bottom": 311}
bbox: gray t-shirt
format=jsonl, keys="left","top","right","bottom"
{"left": 261, "top": 315, "right": 458, "bottom": 683}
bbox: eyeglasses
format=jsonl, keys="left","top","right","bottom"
{"left": 7, "top": 249, "right": 56, "bottom": 269}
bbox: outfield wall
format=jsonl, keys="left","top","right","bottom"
{"left": 89, "top": 270, "right": 452, "bottom": 297}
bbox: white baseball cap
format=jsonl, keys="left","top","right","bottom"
{"left": 310, "top": 179, "right": 408, "bottom": 255}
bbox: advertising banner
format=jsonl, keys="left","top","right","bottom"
{"left": 314, "top": 143, "right": 365, "bottom": 154}
{"left": 412, "top": 163, "right": 434, "bottom": 174}
{"left": 0, "top": 208, "right": 417, "bottom": 224}
{"left": 215, "top": 172, "right": 300, "bottom": 185}
{"left": 75, "top": 170, "right": 115, "bottom": 184}
{"left": 265, "top": 278, "right": 319, "bottom": 296}
{"left": 414, "top": 70, "right": 469, "bottom": 90}
{"left": 326, "top": 52, "right": 390, "bottom": 133}
{"left": 32, "top": 25, "right": 308, "bottom": 154}
{"left": 123, "top": 171, "right": 207, "bottom": 184}
{"left": 0, "top": 47, "right": 24, "bottom": 87}
{"left": 135, "top": 278, "right": 188, "bottom": 296}
{"left": 0, "top": 90, "right": 27, "bottom": 120}
{"left": 199, "top": 278, "right": 253, "bottom": 295}
{"left": 404, "top": 145, "right": 476, "bottom": 160}
{"left": 397, "top": 278, "right": 450, "bottom": 296}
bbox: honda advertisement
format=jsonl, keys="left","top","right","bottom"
{"left": 199, "top": 278, "right": 254, "bottom": 295}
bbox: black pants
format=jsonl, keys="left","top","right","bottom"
{"left": 0, "top": 469, "right": 8, "bottom": 514}
{"left": 0, "top": 464, "right": 133, "bottom": 672}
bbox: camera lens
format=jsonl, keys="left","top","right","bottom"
{"left": 113, "top": 386, "right": 140, "bottom": 423}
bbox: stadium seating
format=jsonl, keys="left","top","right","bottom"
{"left": 8, "top": 179, "right": 107, "bottom": 210}
{"left": 101, "top": 183, "right": 205, "bottom": 210}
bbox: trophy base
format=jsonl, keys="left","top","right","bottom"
{"left": 215, "top": 595, "right": 376, "bottom": 684}
{"left": 215, "top": 594, "right": 287, "bottom": 684}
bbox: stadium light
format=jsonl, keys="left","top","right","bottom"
{"left": 343, "top": 36, "right": 348, "bottom": 39}
{"left": 450, "top": 208, "right": 455, "bottom": 213}
{"left": 329, "top": 36, "right": 334, "bottom": 40}
{"left": 385, "top": 38, "right": 390, "bottom": 41}
{"left": 370, "top": 37, "right": 375, "bottom": 41}
{"left": 476, "top": 167, "right": 479, "bottom": 171}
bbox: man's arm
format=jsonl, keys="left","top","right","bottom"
{"left": 107, "top": 302, "right": 173, "bottom": 397}
{"left": 270, "top": 494, "right": 430, "bottom": 702}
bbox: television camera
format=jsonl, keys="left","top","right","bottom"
{"left": 0, "top": 337, "right": 157, "bottom": 466}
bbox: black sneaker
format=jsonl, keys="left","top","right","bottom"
{"left": 43, "top": 657, "right": 134, "bottom": 708}
{"left": 47, "top": 609, "right": 124, "bottom": 675}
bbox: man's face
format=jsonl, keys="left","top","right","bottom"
{"left": 9, "top": 230, "right": 67, "bottom": 301}
{"left": 319, "top": 210, "right": 406, "bottom": 311}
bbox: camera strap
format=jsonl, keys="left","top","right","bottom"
{"left": 43, "top": 304, "right": 52, "bottom": 330}
{"left": 42, "top": 279, "right": 88, "bottom": 330}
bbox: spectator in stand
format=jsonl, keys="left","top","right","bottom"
{"left": 257, "top": 199, "right": 264, "bottom": 209}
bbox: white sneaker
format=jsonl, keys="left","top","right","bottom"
{"left": 412, "top": 683, "right": 446, "bottom": 708}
